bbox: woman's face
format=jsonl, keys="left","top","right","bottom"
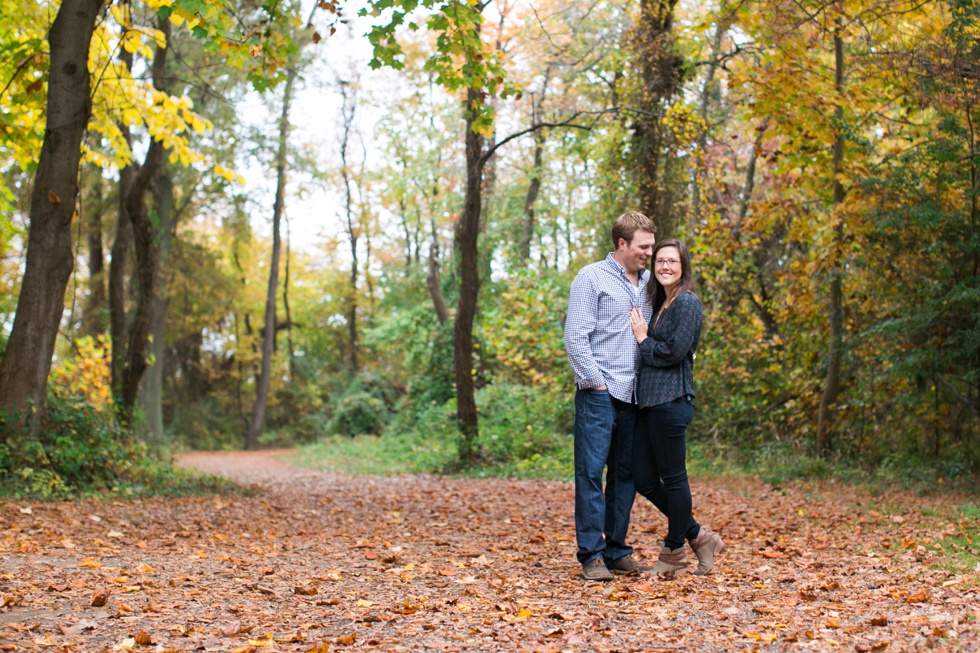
{"left": 654, "top": 246, "right": 682, "bottom": 293}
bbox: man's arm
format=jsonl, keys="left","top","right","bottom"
{"left": 564, "top": 272, "right": 607, "bottom": 389}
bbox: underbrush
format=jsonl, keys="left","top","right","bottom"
{"left": 0, "top": 399, "right": 237, "bottom": 500}
{"left": 293, "top": 385, "right": 979, "bottom": 498}
{"left": 293, "top": 383, "right": 575, "bottom": 480}
{"left": 687, "top": 434, "right": 979, "bottom": 497}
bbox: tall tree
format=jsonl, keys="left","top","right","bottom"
{"left": 81, "top": 164, "right": 110, "bottom": 338}
{"left": 816, "top": 8, "right": 847, "bottom": 455}
{"left": 338, "top": 78, "right": 361, "bottom": 374}
{"left": 632, "top": 0, "right": 682, "bottom": 237}
{"left": 0, "top": 0, "right": 105, "bottom": 422}
{"left": 118, "top": 18, "right": 173, "bottom": 415}
{"left": 246, "top": 66, "right": 295, "bottom": 451}
{"left": 140, "top": 162, "right": 175, "bottom": 440}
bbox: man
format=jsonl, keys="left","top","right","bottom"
{"left": 564, "top": 211, "right": 656, "bottom": 581}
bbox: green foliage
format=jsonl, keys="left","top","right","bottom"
{"left": 297, "top": 383, "right": 574, "bottom": 479}
{"left": 329, "top": 392, "right": 389, "bottom": 437}
{"left": 362, "top": 0, "right": 520, "bottom": 135}
{"left": 168, "top": 396, "right": 246, "bottom": 451}
{"left": 480, "top": 271, "right": 572, "bottom": 387}
{"left": 0, "top": 399, "right": 233, "bottom": 499}
{"left": 467, "top": 383, "right": 574, "bottom": 479}
{"left": 365, "top": 295, "right": 455, "bottom": 407}
{"left": 293, "top": 400, "right": 458, "bottom": 475}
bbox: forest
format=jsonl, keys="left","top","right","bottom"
{"left": 0, "top": 0, "right": 978, "bottom": 497}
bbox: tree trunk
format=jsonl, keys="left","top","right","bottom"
{"left": 633, "top": 0, "right": 681, "bottom": 238}
{"left": 454, "top": 87, "right": 485, "bottom": 460}
{"left": 691, "top": 5, "right": 731, "bottom": 219}
{"left": 246, "top": 67, "right": 295, "bottom": 450}
{"left": 816, "top": 18, "right": 847, "bottom": 455}
{"left": 427, "top": 243, "right": 449, "bottom": 325}
{"left": 140, "top": 164, "right": 174, "bottom": 441}
{"left": 109, "top": 41, "right": 137, "bottom": 398}
{"left": 119, "top": 18, "right": 171, "bottom": 416}
{"left": 520, "top": 131, "right": 544, "bottom": 261}
{"left": 82, "top": 164, "right": 108, "bottom": 338}
{"left": 338, "top": 81, "right": 359, "bottom": 374}
{"left": 109, "top": 179, "right": 132, "bottom": 394}
{"left": 0, "top": 0, "right": 104, "bottom": 422}
{"left": 283, "top": 216, "right": 295, "bottom": 378}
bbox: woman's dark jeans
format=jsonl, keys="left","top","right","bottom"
{"left": 634, "top": 396, "right": 701, "bottom": 550}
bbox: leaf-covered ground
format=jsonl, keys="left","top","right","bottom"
{"left": 1, "top": 451, "right": 978, "bottom": 652}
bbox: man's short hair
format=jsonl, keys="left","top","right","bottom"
{"left": 611, "top": 211, "right": 656, "bottom": 249}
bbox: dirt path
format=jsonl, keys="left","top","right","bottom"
{"left": 1, "top": 450, "right": 977, "bottom": 652}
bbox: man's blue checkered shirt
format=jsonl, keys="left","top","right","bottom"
{"left": 564, "top": 253, "right": 653, "bottom": 404}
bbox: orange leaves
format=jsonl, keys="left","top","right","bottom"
{"left": 90, "top": 586, "right": 110, "bottom": 607}
{"left": 334, "top": 633, "right": 356, "bottom": 646}
{"left": 3, "top": 451, "right": 978, "bottom": 652}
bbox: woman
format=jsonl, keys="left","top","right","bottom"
{"left": 628, "top": 239, "right": 724, "bottom": 578}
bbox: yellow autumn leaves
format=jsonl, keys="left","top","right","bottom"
{"left": 49, "top": 335, "right": 113, "bottom": 410}
{"left": 84, "top": 7, "right": 244, "bottom": 185}
{"left": 0, "top": 0, "right": 245, "bottom": 193}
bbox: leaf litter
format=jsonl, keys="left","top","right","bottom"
{"left": 0, "top": 450, "right": 977, "bottom": 652}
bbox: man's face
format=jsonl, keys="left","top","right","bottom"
{"left": 617, "top": 229, "right": 656, "bottom": 273}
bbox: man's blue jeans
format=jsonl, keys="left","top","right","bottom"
{"left": 574, "top": 388, "right": 636, "bottom": 566}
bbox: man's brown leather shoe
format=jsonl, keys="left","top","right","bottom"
{"left": 582, "top": 557, "right": 614, "bottom": 581}
{"left": 608, "top": 554, "right": 654, "bottom": 575}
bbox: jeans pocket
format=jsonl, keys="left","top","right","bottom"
{"left": 661, "top": 398, "right": 694, "bottom": 433}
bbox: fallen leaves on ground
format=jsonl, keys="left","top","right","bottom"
{"left": 0, "top": 450, "right": 977, "bottom": 652}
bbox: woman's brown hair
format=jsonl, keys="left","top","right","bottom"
{"left": 647, "top": 239, "right": 697, "bottom": 312}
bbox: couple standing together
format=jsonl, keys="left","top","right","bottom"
{"left": 564, "top": 211, "right": 724, "bottom": 581}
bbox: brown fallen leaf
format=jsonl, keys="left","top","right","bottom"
{"left": 304, "top": 644, "right": 330, "bottom": 653}
{"left": 856, "top": 641, "right": 890, "bottom": 652}
{"left": 335, "top": 633, "right": 356, "bottom": 646}
{"left": 7, "top": 622, "right": 41, "bottom": 632}
{"left": 871, "top": 615, "right": 888, "bottom": 627}
{"left": 221, "top": 621, "right": 242, "bottom": 637}
{"left": 134, "top": 630, "right": 153, "bottom": 645}
{"left": 91, "top": 586, "right": 110, "bottom": 607}
{"left": 294, "top": 586, "right": 317, "bottom": 595}
{"left": 906, "top": 590, "right": 930, "bottom": 603}
{"left": 0, "top": 594, "right": 23, "bottom": 608}
{"left": 33, "top": 633, "right": 60, "bottom": 647}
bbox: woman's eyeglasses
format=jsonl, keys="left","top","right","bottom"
{"left": 655, "top": 259, "right": 679, "bottom": 268}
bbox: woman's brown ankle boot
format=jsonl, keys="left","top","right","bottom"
{"left": 652, "top": 546, "right": 688, "bottom": 579}
{"left": 689, "top": 527, "right": 725, "bottom": 576}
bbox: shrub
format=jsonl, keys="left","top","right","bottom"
{"left": 329, "top": 391, "right": 389, "bottom": 437}
{"left": 0, "top": 398, "right": 232, "bottom": 499}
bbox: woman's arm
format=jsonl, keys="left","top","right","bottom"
{"left": 637, "top": 293, "right": 702, "bottom": 367}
